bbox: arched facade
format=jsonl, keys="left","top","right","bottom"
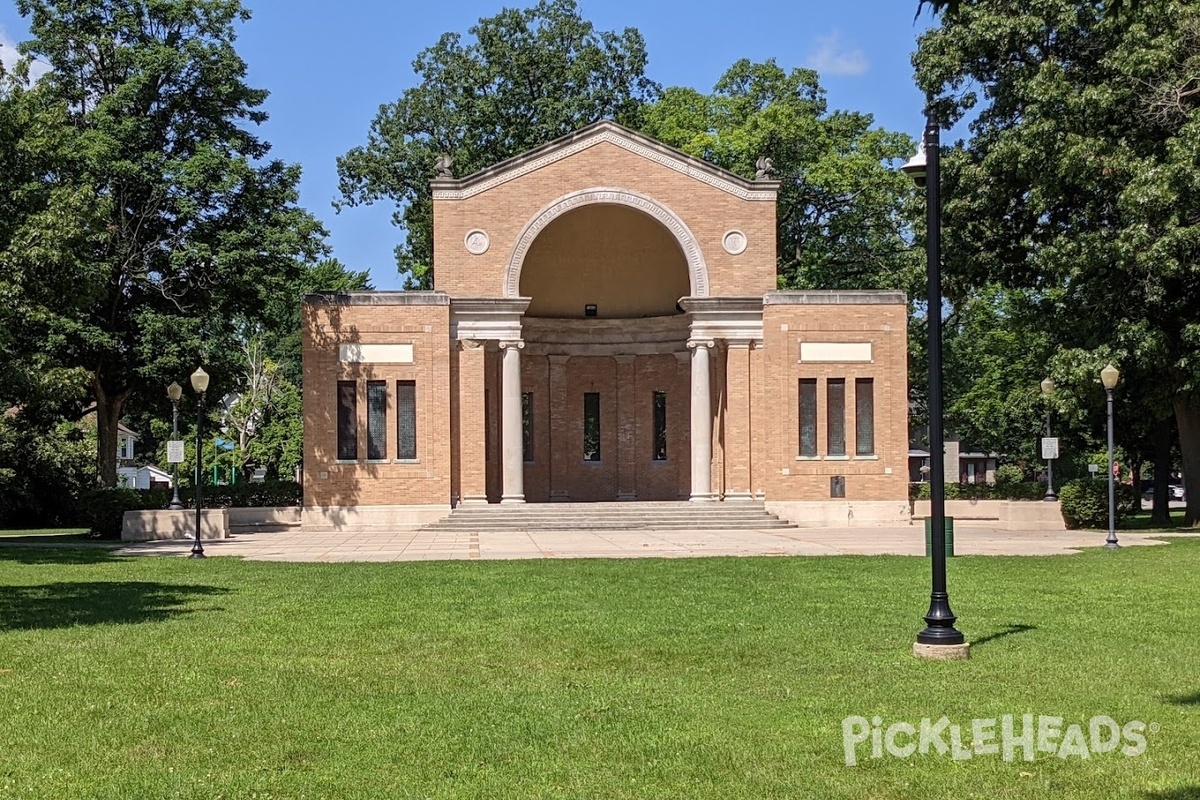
{"left": 301, "top": 121, "right": 912, "bottom": 531}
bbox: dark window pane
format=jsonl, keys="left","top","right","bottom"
{"left": 583, "top": 392, "right": 600, "bottom": 461}
{"left": 337, "top": 381, "right": 357, "bottom": 460}
{"left": 396, "top": 380, "right": 417, "bottom": 460}
{"left": 653, "top": 391, "right": 667, "bottom": 461}
{"left": 522, "top": 392, "right": 534, "bottom": 463}
{"left": 799, "top": 379, "right": 817, "bottom": 457}
{"left": 367, "top": 381, "right": 387, "bottom": 460}
{"left": 827, "top": 379, "right": 846, "bottom": 456}
{"left": 856, "top": 378, "right": 875, "bottom": 456}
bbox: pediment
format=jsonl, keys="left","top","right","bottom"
{"left": 431, "top": 120, "right": 778, "bottom": 202}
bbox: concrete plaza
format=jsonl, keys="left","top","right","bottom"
{"left": 105, "top": 525, "right": 1200, "bottom": 562}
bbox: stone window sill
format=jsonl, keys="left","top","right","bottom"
{"left": 335, "top": 459, "right": 358, "bottom": 465}
{"left": 395, "top": 458, "right": 420, "bottom": 465}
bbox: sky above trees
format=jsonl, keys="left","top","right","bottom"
{"left": 0, "top": 0, "right": 938, "bottom": 289}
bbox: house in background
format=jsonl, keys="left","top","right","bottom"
{"left": 115, "top": 423, "right": 174, "bottom": 490}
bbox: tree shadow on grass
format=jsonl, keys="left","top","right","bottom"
{"left": 1143, "top": 788, "right": 1200, "bottom": 800}
{"left": 971, "top": 623, "right": 1036, "bottom": 649}
{"left": 1163, "top": 691, "right": 1200, "bottom": 706}
{"left": 0, "top": 582, "right": 228, "bottom": 630}
{"left": 0, "top": 544, "right": 129, "bottom": 566}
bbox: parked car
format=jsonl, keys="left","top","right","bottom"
{"left": 1142, "top": 484, "right": 1186, "bottom": 502}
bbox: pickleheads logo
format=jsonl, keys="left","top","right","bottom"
{"left": 841, "top": 714, "right": 1156, "bottom": 766}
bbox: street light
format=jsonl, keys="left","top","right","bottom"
{"left": 190, "top": 366, "right": 210, "bottom": 559}
{"left": 1041, "top": 378, "right": 1057, "bottom": 501}
{"left": 1100, "top": 363, "right": 1120, "bottom": 549}
{"left": 167, "top": 381, "right": 184, "bottom": 510}
{"left": 902, "top": 110, "right": 966, "bottom": 655}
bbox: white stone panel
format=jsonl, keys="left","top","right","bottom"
{"left": 799, "top": 342, "right": 872, "bottom": 363}
{"left": 338, "top": 343, "right": 414, "bottom": 364}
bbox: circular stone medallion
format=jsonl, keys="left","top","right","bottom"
{"left": 722, "top": 230, "right": 748, "bottom": 255}
{"left": 465, "top": 229, "right": 490, "bottom": 255}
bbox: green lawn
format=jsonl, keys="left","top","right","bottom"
{"left": 0, "top": 543, "right": 1197, "bottom": 799}
{"left": 0, "top": 528, "right": 89, "bottom": 538}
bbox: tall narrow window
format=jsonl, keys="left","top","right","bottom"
{"left": 799, "top": 379, "right": 817, "bottom": 457}
{"left": 396, "top": 380, "right": 417, "bottom": 460}
{"left": 367, "top": 381, "right": 387, "bottom": 460}
{"left": 855, "top": 378, "right": 875, "bottom": 456}
{"left": 827, "top": 378, "right": 846, "bottom": 456}
{"left": 652, "top": 391, "right": 667, "bottom": 461}
{"left": 336, "top": 380, "right": 357, "bottom": 460}
{"left": 522, "top": 392, "right": 534, "bottom": 463}
{"left": 583, "top": 392, "right": 601, "bottom": 461}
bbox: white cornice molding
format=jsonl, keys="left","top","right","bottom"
{"left": 450, "top": 297, "right": 531, "bottom": 341}
{"left": 681, "top": 296, "right": 765, "bottom": 344}
{"left": 432, "top": 123, "right": 779, "bottom": 203}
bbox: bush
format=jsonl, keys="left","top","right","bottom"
{"left": 994, "top": 464, "right": 1025, "bottom": 486}
{"left": 1058, "top": 478, "right": 1138, "bottom": 530}
{"left": 76, "top": 487, "right": 156, "bottom": 539}
{"left": 198, "top": 480, "right": 302, "bottom": 508}
{"left": 909, "top": 481, "right": 1047, "bottom": 502}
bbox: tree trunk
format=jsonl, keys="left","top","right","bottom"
{"left": 94, "top": 391, "right": 124, "bottom": 488}
{"left": 1152, "top": 420, "right": 1173, "bottom": 525}
{"left": 1174, "top": 394, "right": 1200, "bottom": 527}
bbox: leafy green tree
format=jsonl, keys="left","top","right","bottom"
{"left": 2, "top": 0, "right": 325, "bottom": 487}
{"left": 914, "top": 0, "right": 1200, "bottom": 523}
{"left": 336, "top": 0, "right": 660, "bottom": 288}
{"left": 639, "top": 58, "right": 922, "bottom": 295}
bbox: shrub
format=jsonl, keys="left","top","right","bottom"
{"left": 76, "top": 487, "right": 155, "bottom": 539}
{"left": 198, "top": 480, "right": 302, "bottom": 508}
{"left": 909, "top": 481, "right": 1047, "bottom": 502}
{"left": 994, "top": 464, "right": 1025, "bottom": 486}
{"left": 1058, "top": 478, "right": 1138, "bottom": 529}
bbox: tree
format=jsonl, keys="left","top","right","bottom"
{"left": 3, "top": 0, "right": 325, "bottom": 487}
{"left": 336, "top": 0, "right": 660, "bottom": 288}
{"left": 914, "top": 0, "right": 1200, "bottom": 523}
{"left": 639, "top": 59, "right": 922, "bottom": 296}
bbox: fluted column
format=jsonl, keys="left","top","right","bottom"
{"left": 689, "top": 339, "right": 714, "bottom": 502}
{"left": 500, "top": 340, "right": 525, "bottom": 504}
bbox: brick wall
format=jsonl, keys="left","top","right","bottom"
{"left": 302, "top": 297, "right": 452, "bottom": 507}
{"left": 758, "top": 298, "right": 909, "bottom": 502}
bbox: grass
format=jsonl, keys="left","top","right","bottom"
{"left": 0, "top": 528, "right": 89, "bottom": 538}
{"left": 0, "top": 543, "right": 1198, "bottom": 798}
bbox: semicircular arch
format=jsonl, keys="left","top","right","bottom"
{"left": 503, "top": 187, "right": 709, "bottom": 299}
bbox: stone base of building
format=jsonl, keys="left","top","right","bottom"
{"left": 764, "top": 500, "right": 912, "bottom": 528}
{"left": 301, "top": 504, "right": 452, "bottom": 532}
{"left": 122, "top": 509, "right": 230, "bottom": 541}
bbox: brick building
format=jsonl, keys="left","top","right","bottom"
{"left": 302, "top": 121, "right": 910, "bottom": 529}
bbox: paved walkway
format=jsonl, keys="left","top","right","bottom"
{"left": 100, "top": 526, "right": 1200, "bottom": 562}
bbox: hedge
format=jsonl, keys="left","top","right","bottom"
{"left": 909, "top": 481, "right": 1047, "bottom": 502}
{"left": 1058, "top": 478, "right": 1138, "bottom": 530}
{"left": 77, "top": 481, "right": 302, "bottom": 539}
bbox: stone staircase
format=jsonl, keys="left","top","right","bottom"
{"left": 421, "top": 501, "right": 796, "bottom": 532}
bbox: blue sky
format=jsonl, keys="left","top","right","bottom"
{"left": 0, "top": 1, "right": 937, "bottom": 290}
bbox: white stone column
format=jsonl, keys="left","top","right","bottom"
{"left": 689, "top": 339, "right": 714, "bottom": 502}
{"left": 500, "top": 340, "right": 525, "bottom": 504}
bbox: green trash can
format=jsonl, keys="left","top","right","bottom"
{"left": 924, "top": 517, "right": 955, "bottom": 558}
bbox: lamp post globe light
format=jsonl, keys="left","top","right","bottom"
{"left": 190, "top": 366, "right": 210, "bottom": 559}
{"left": 902, "top": 110, "right": 967, "bottom": 657}
{"left": 1041, "top": 378, "right": 1057, "bottom": 501}
{"left": 167, "top": 381, "right": 184, "bottom": 510}
{"left": 1100, "top": 363, "right": 1120, "bottom": 549}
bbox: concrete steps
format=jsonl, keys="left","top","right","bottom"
{"left": 421, "top": 501, "right": 796, "bottom": 532}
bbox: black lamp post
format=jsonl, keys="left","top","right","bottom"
{"left": 1101, "top": 363, "right": 1120, "bottom": 549}
{"left": 1041, "top": 378, "right": 1057, "bottom": 501}
{"left": 902, "top": 110, "right": 965, "bottom": 650}
{"left": 167, "top": 381, "right": 184, "bottom": 510}
{"left": 190, "top": 366, "right": 209, "bottom": 558}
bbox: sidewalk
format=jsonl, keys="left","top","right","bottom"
{"left": 103, "top": 525, "right": 1200, "bottom": 562}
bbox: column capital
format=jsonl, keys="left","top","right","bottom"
{"left": 548, "top": 354, "right": 571, "bottom": 366}
{"left": 498, "top": 340, "right": 525, "bottom": 351}
{"left": 614, "top": 354, "right": 637, "bottom": 365}
{"left": 687, "top": 338, "right": 716, "bottom": 350}
{"left": 457, "top": 338, "right": 486, "bottom": 351}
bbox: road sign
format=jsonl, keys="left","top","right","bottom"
{"left": 1088, "top": 463, "right": 1100, "bottom": 476}
{"left": 167, "top": 440, "right": 185, "bottom": 464}
{"left": 1041, "top": 437, "right": 1060, "bottom": 460}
